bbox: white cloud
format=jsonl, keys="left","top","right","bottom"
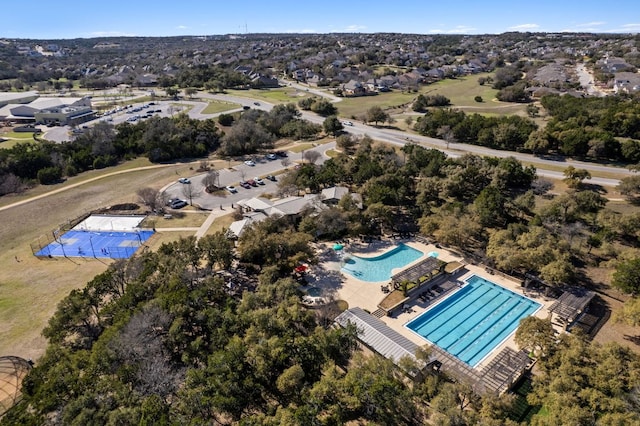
{"left": 284, "top": 28, "right": 317, "bottom": 33}
{"left": 89, "top": 31, "right": 136, "bottom": 37}
{"left": 508, "top": 23, "right": 540, "bottom": 31}
{"left": 330, "top": 24, "right": 367, "bottom": 33}
{"left": 575, "top": 21, "right": 606, "bottom": 27}
{"left": 621, "top": 23, "right": 640, "bottom": 29}
{"left": 176, "top": 25, "right": 188, "bottom": 30}
{"left": 428, "top": 25, "right": 476, "bottom": 34}
{"left": 600, "top": 23, "right": 640, "bottom": 33}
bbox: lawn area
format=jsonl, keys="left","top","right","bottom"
{"left": 1, "top": 131, "right": 39, "bottom": 140}
{"left": 202, "top": 100, "right": 240, "bottom": 114}
{"left": 143, "top": 211, "right": 209, "bottom": 228}
{"left": 204, "top": 213, "right": 235, "bottom": 236}
{"left": 144, "top": 230, "right": 196, "bottom": 252}
{"left": 337, "top": 92, "right": 417, "bottom": 119}
{"left": 288, "top": 143, "right": 315, "bottom": 153}
{"left": 226, "top": 88, "right": 313, "bottom": 104}
{"left": 337, "top": 72, "right": 527, "bottom": 119}
{"left": 0, "top": 131, "right": 39, "bottom": 149}
{"left": 0, "top": 158, "right": 208, "bottom": 360}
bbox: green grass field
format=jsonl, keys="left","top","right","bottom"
{"left": 226, "top": 88, "right": 313, "bottom": 104}
{"left": 0, "top": 157, "right": 221, "bottom": 360}
{"left": 336, "top": 72, "right": 528, "bottom": 119}
{"left": 201, "top": 100, "right": 241, "bottom": 114}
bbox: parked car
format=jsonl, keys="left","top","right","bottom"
{"left": 178, "top": 177, "right": 191, "bottom": 184}
{"left": 244, "top": 160, "right": 256, "bottom": 166}
{"left": 239, "top": 181, "right": 251, "bottom": 189}
{"left": 170, "top": 200, "right": 188, "bottom": 209}
{"left": 253, "top": 102, "right": 260, "bottom": 106}
{"left": 254, "top": 177, "right": 265, "bottom": 185}
{"left": 266, "top": 153, "right": 277, "bottom": 160}
{"left": 225, "top": 185, "right": 237, "bottom": 193}
{"left": 266, "top": 174, "right": 277, "bottom": 181}
{"left": 342, "top": 121, "right": 354, "bottom": 126}
{"left": 246, "top": 179, "right": 258, "bottom": 187}
{"left": 275, "top": 151, "right": 288, "bottom": 157}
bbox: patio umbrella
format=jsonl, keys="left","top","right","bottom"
{"left": 333, "top": 243, "right": 344, "bottom": 251}
{"left": 295, "top": 265, "right": 308, "bottom": 273}
{"left": 428, "top": 251, "right": 439, "bottom": 258}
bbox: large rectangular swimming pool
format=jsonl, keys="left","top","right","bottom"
{"left": 406, "top": 275, "right": 541, "bottom": 367}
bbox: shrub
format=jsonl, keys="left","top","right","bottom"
{"left": 37, "top": 166, "right": 62, "bottom": 184}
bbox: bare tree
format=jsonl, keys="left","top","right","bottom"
{"left": 137, "top": 187, "right": 165, "bottom": 212}
{"left": 181, "top": 183, "right": 201, "bottom": 206}
{"left": 303, "top": 150, "right": 322, "bottom": 165}
{"left": 0, "top": 173, "right": 24, "bottom": 195}
{"left": 109, "top": 303, "right": 183, "bottom": 397}
{"left": 437, "top": 125, "right": 456, "bottom": 149}
{"left": 202, "top": 170, "right": 220, "bottom": 192}
{"left": 281, "top": 157, "right": 291, "bottom": 168}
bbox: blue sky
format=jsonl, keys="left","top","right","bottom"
{"left": 3, "top": 0, "right": 640, "bottom": 39}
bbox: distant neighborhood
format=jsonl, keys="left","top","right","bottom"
{"left": 0, "top": 32, "right": 639, "bottom": 103}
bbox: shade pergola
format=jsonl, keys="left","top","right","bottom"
{"left": 391, "top": 256, "right": 443, "bottom": 284}
{"left": 548, "top": 287, "right": 596, "bottom": 325}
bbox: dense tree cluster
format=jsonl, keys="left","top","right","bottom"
{"left": 0, "top": 115, "right": 221, "bottom": 191}
{"left": 412, "top": 94, "right": 451, "bottom": 112}
{"left": 7, "top": 138, "right": 640, "bottom": 423}
{"left": 414, "top": 108, "right": 537, "bottom": 151}
{"left": 219, "top": 103, "right": 320, "bottom": 156}
{"left": 0, "top": 103, "right": 324, "bottom": 195}
{"left": 538, "top": 94, "right": 640, "bottom": 160}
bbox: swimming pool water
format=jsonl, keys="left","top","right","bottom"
{"left": 341, "top": 244, "right": 423, "bottom": 282}
{"left": 406, "top": 275, "right": 541, "bottom": 367}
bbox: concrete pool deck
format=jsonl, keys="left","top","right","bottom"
{"left": 310, "top": 238, "right": 560, "bottom": 370}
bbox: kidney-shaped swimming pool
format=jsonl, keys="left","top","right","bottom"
{"left": 341, "top": 244, "right": 423, "bottom": 282}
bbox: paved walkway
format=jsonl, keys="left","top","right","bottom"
{"left": 195, "top": 208, "right": 232, "bottom": 239}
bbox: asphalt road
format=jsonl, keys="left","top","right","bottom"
{"left": 40, "top": 90, "right": 631, "bottom": 210}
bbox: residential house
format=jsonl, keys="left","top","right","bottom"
{"left": 613, "top": 72, "right": 640, "bottom": 94}
{"left": 342, "top": 80, "right": 367, "bottom": 97}
{"left": 307, "top": 74, "right": 326, "bottom": 87}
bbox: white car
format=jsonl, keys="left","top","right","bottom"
{"left": 342, "top": 121, "right": 353, "bottom": 126}
{"left": 254, "top": 177, "right": 265, "bottom": 185}
{"left": 225, "top": 185, "right": 238, "bottom": 193}
{"left": 178, "top": 178, "right": 191, "bottom": 184}
{"left": 244, "top": 160, "right": 256, "bottom": 166}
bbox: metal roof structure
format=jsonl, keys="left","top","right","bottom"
{"left": 0, "top": 356, "right": 32, "bottom": 416}
{"left": 391, "top": 256, "right": 443, "bottom": 284}
{"left": 337, "top": 307, "right": 533, "bottom": 395}
{"left": 548, "top": 287, "right": 596, "bottom": 323}
{"left": 335, "top": 307, "right": 424, "bottom": 366}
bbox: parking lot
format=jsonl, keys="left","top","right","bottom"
{"left": 163, "top": 144, "right": 332, "bottom": 210}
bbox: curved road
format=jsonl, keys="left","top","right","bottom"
{"left": 3, "top": 90, "right": 631, "bottom": 213}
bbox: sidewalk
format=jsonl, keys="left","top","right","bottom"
{"left": 194, "top": 208, "right": 232, "bottom": 239}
